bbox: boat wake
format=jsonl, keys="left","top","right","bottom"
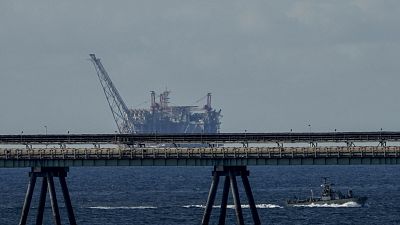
{"left": 88, "top": 204, "right": 282, "bottom": 210}
{"left": 182, "top": 204, "right": 283, "bottom": 209}
{"left": 292, "top": 201, "right": 362, "bottom": 208}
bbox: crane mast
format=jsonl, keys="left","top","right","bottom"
{"left": 89, "top": 54, "right": 136, "bottom": 133}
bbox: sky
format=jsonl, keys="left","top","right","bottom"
{"left": 1, "top": 0, "right": 400, "bottom": 134}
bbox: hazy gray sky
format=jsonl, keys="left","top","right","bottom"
{"left": 1, "top": 1, "right": 400, "bottom": 134}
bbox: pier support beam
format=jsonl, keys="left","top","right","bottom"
{"left": 18, "top": 167, "right": 76, "bottom": 225}
{"left": 201, "top": 166, "right": 261, "bottom": 225}
{"left": 19, "top": 173, "right": 37, "bottom": 225}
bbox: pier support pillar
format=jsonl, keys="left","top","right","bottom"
{"left": 18, "top": 167, "right": 77, "bottom": 225}
{"left": 201, "top": 166, "right": 261, "bottom": 225}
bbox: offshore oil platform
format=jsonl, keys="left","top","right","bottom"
{"left": 89, "top": 54, "right": 222, "bottom": 134}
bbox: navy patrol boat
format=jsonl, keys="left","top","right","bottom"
{"left": 287, "top": 178, "right": 367, "bottom": 206}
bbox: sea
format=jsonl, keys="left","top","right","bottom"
{"left": 0, "top": 166, "right": 399, "bottom": 225}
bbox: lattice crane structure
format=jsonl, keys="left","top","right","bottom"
{"left": 90, "top": 54, "right": 136, "bottom": 133}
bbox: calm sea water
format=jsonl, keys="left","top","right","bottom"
{"left": 0, "top": 166, "right": 399, "bottom": 225}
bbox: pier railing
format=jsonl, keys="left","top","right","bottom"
{"left": 2, "top": 131, "right": 400, "bottom": 145}
{"left": 1, "top": 146, "right": 399, "bottom": 160}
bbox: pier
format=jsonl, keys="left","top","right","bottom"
{"left": 2, "top": 131, "right": 400, "bottom": 145}
{"left": 0, "top": 132, "right": 399, "bottom": 225}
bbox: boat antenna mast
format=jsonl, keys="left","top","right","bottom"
{"left": 89, "top": 54, "right": 136, "bottom": 134}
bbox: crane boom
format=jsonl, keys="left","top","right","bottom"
{"left": 89, "top": 54, "right": 135, "bottom": 133}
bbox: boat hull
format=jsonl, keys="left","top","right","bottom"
{"left": 287, "top": 197, "right": 367, "bottom": 206}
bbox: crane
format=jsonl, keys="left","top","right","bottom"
{"left": 89, "top": 54, "right": 136, "bottom": 134}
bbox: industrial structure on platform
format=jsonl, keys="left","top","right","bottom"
{"left": 89, "top": 54, "right": 222, "bottom": 134}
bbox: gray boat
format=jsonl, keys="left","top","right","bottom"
{"left": 287, "top": 178, "right": 367, "bottom": 206}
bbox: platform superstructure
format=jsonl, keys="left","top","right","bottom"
{"left": 89, "top": 54, "right": 222, "bottom": 134}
